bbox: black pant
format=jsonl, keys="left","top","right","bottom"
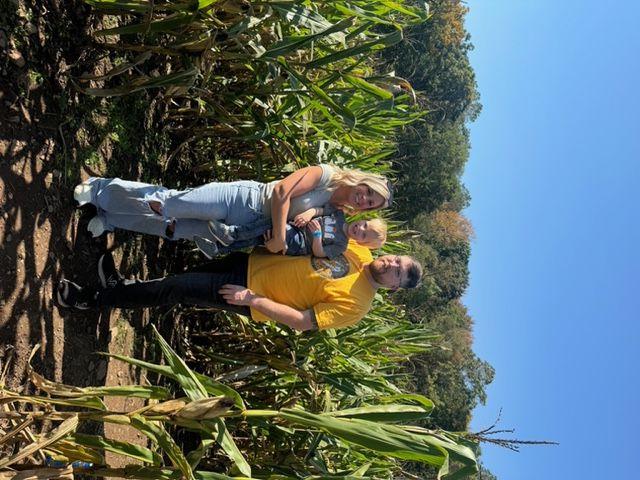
{"left": 96, "top": 252, "right": 251, "bottom": 315}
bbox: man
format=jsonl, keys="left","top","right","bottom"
{"left": 57, "top": 241, "right": 422, "bottom": 331}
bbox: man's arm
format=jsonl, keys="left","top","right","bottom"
{"left": 218, "top": 284, "right": 317, "bottom": 332}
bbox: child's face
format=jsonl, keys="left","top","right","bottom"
{"left": 347, "top": 220, "right": 376, "bottom": 245}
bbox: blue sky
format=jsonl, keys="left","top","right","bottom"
{"left": 463, "top": 1, "right": 640, "bottom": 478}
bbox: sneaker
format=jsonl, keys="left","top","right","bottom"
{"left": 98, "top": 252, "right": 124, "bottom": 288}
{"left": 194, "top": 236, "right": 219, "bottom": 260}
{"left": 56, "top": 279, "right": 96, "bottom": 310}
{"left": 207, "top": 220, "right": 235, "bottom": 246}
{"left": 87, "top": 216, "right": 106, "bottom": 238}
{"left": 73, "top": 181, "right": 93, "bottom": 206}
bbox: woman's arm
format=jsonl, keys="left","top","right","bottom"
{"left": 266, "top": 166, "right": 324, "bottom": 253}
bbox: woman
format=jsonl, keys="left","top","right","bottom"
{"left": 74, "top": 164, "right": 392, "bottom": 254}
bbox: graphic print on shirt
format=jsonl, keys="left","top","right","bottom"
{"left": 322, "top": 215, "right": 337, "bottom": 244}
{"left": 310, "top": 254, "right": 349, "bottom": 279}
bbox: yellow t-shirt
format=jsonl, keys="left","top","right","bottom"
{"left": 247, "top": 241, "right": 375, "bottom": 330}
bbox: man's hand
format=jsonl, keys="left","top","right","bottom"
{"left": 293, "top": 209, "right": 316, "bottom": 228}
{"left": 306, "top": 218, "right": 322, "bottom": 235}
{"left": 219, "top": 285, "right": 256, "bottom": 306}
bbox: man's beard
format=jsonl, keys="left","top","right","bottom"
{"left": 368, "top": 261, "right": 386, "bottom": 284}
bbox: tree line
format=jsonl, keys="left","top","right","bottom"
{"left": 384, "top": 2, "right": 497, "bottom": 475}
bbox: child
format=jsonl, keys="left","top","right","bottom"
{"left": 195, "top": 208, "right": 387, "bottom": 259}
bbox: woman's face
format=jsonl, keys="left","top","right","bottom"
{"left": 348, "top": 184, "right": 386, "bottom": 211}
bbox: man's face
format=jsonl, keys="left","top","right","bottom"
{"left": 369, "top": 255, "right": 412, "bottom": 290}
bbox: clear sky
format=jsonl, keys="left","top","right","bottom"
{"left": 463, "top": 1, "right": 640, "bottom": 478}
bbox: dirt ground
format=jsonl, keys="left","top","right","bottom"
{"left": 0, "top": 0, "right": 176, "bottom": 463}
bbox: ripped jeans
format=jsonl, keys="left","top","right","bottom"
{"left": 85, "top": 177, "right": 266, "bottom": 240}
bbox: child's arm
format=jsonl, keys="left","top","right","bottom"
{"left": 293, "top": 206, "right": 323, "bottom": 228}
{"left": 307, "top": 219, "right": 327, "bottom": 257}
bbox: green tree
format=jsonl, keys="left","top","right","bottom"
{"left": 393, "top": 121, "right": 472, "bottom": 219}
{"left": 405, "top": 301, "right": 495, "bottom": 431}
{"left": 385, "top": 0, "right": 481, "bottom": 124}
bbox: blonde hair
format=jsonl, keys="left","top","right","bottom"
{"left": 359, "top": 218, "right": 388, "bottom": 248}
{"left": 329, "top": 167, "right": 391, "bottom": 209}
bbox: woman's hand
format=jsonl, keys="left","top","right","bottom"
{"left": 263, "top": 229, "right": 288, "bottom": 254}
{"left": 293, "top": 208, "right": 316, "bottom": 228}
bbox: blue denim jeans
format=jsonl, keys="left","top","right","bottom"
{"left": 86, "top": 178, "right": 265, "bottom": 240}
{"left": 218, "top": 219, "right": 309, "bottom": 256}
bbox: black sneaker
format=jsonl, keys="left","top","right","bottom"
{"left": 194, "top": 236, "right": 219, "bottom": 259}
{"left": 98, "top": 252, "right": 124, "bottom": 288}
{"left": 56, "top": 280, "right": 96, "bottom": 310}
{"left": 207, "top": 220, "right": 235, "bottom": 246}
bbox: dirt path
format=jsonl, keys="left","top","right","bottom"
{"left": 1, "top": 0, "right": 105, "bottom": 389}
{"left": 1, "top": 1, "right": 155, "bottom": 465}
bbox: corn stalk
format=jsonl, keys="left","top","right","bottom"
{"left": 0, "top": 326, "right": 477, "bottom": 479}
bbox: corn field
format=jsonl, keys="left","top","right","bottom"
{"left": 1, "top": 0, "right": 483, "bottom": 478}
{"left": 1, "top": 327, "right": 478, "bottom": 479}
{"left": 74, "top": 0, "right": 429, "bottom": 176}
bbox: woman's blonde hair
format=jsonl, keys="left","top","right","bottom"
{"left": 359, "top": 218, "right": 388, "bottom": 248}
{"left": 329, "top": 168, "right": 392, "bottom": 210}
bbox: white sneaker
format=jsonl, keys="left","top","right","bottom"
{"left": 74, "top": 181, "right": 93, "bottom": 206}
{"left": 87, "top": 216, "right": 106, "bottom": 237}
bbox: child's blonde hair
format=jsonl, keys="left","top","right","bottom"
{"left": 360, "top": 218, "right": 387, "bottom": 248}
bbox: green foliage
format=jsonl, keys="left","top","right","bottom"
{"left": 58, "top": 0, "right": 494, "bottom": 476}
{"left": 393, "top": 122, "right": 472, "bottom": 219}
{"left": 384, "top": 0, "right": 481, "bottom": 124}
{"left": 77, "top": 0, "right": 427, "bottom": 174}
{"left": 0, "top": 330, "right": 479, "bottom": 480}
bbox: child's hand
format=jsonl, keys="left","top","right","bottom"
{"left": 293, "top": 209, "right": 315, "bottom": 228}
{"left": 306, "top": 219, "right": 322, "bottom": 235}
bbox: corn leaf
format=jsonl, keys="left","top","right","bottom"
{"left": 101, "top": 352, "right": 245, "bottom": 408}
{"left": 69, "top": 433, "right": 163, "bottom": 465}
{"left": 260, "top": 17, "right": 355, "bottom": 59}
{"left": 30, "top": 370, "right": 171, "bottom": 399}
{"left": 130, "top": 414, "right": 194, "bottom": 480}
{"left": 0, "top": 415, "right": 79, "bottom": 468}
{"left": 94, "top": 12, "right": 195, "bottom": 36}
{"left": 0, "top": 393, "right": 106, "bottom": 411}
{"left": 203, "top": 419, "right": 251, "bottom": 477}
{"left": 152, "top": 325, "right": 207, "bottom": 401}
{"left": 324, "top": 404, "right": 432, "bottom": 423}
{"left": 343, "top": 74, "right": 393, "bottom": 100}
{"left": 305, "top": 30, "right": 403, "bottom": 69}
{"left": 46, "top": 439, "right": 105, "bottom": 464}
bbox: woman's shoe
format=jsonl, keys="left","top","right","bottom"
{"left": 87, "top": 216, "right": 106, "bottom": 237}
{"left": 73, "top": 181, "right": 93, "bottom": 206}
